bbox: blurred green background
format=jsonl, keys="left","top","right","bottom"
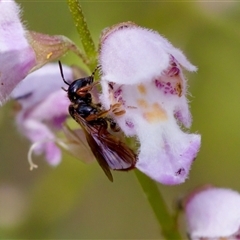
{"left": 1, "top": 1, "right": 240, "bottom": 239}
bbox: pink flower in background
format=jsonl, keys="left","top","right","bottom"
{"left": 0, "top": 0, "right": 36, "bottom": 104}
{"left": 11, "top": 63, "right": 72, "bottom": 168}
{"left": 0, "top": 0, "right": 81, "bottom": 105}
{"left": 185, "top": 187, "right": 240, "bottom": 240}
{"left": 99, "top": 22, "right": 201, "bottom": 185}
{"left": 0, "top": 0, "right": 90, "bottom": 168}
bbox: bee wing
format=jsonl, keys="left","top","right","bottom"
{"left": 61, "top": 124, "right": 96, "bottom": 164}
{"left": 95, "top": 130, "right": 137, "bottom": 170}
{"left": 70, "top": 108, "right": 113, "bottom": 181}
{"left": 82, "top": 125, "right": 114, "bottom": 182}
{"left": 70, "top": 107, "right": 136, "bottom": 181}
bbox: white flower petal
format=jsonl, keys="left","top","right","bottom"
{"left": 99, "top": 23, "right": 200, "bottom": 184}
{"left": 100, "top": 26, "right": 170, "bottom": 85}
{"left": 186, "top": 188, "right": 240, "bottom": 239}
{"left": 100, "top": 25, "right": 197, "bottom": 86}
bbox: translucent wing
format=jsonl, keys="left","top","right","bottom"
{"left": 61, "top": 124, "right": 96, "bottom": 164}
{"left": 69, "top": 106, "right": 137, "bottom": 181}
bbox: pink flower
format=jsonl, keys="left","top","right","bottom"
{"left": 99, "top": 22, "right": 201, "bottom": 185}
{"left": 0, "top": 0, "right": 36, "bottom": 104}
{"left": 185, "top": 187, "right": 240, "bottom": 239}
{"left": 0, "top": 0, "right": 101, "bottom": 170}
{"left": 0, "top": 0, "right": 81, "bottom": 105}
{"left": 11, "top": 63, "right": 72, "bottom": 168}
{"left": 11, "top": 63, "right": 97, "bottom": 169}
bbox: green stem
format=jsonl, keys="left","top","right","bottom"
{"left": 135, "top": 170, "right": 182, "bottom": 240}
{"left": 67, "top": 0, "right": 97, "bottom": 71}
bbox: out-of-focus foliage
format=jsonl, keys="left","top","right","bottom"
{"left": 1, "top": 1, "right": 240, "bottom": 238}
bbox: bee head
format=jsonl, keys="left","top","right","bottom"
{"left": 67, "top": 77, "right": 93, "bottom": 103}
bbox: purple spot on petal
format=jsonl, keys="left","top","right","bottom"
{"left": 108, "top": 82, "right": 114, "bottom": 89}
{"left": 174, "top": 110, "right": 181, "bottom": 120}
{"left": 126, "top": 120, "right": 134, "bottom": 128}
{"left": 167, "top": 66, "right": 180, "bottom": 77}
{"left": 176, "top": 168, "right": 185, "bottom": 176}
{"left": 155, "top": 79, "right": 164, "bottom": 89}
{"left": 235, "top": 234, "right": 240, "bottom": 239}
{"left": 162, "top": 55, "right": 181, "bottom": 77}
{"left": 155, "top": 79, "right": 178, "bottom": 95}
{"left": 114, "top": 87, "right": 122, "bottom": 98}
{"left": 118, "top": 96, "right": 126, "bottom": 106}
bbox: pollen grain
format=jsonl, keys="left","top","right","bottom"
{"left": 137, "top": 84, "right": 147, "bottom": 95}
{"left": 175, "top": 76, "right": 183, "bottom": 97}
{"left": 46, "top": 52, "right": 53, "bottom": 59}
{"left": 143, "top": 102, "right": 167, "bottom": 123}
{"left": 137, "top": 98, "right": 149, "bottom": 108}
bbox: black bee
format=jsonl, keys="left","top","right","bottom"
{"left": 58, "top": 61, "right": 136, "bottom": 181}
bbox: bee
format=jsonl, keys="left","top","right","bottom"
{"left": 58, "top": 61, "right": 137, "bottom": 181}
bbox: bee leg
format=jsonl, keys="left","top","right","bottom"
{"left": 108, "top": 118, "right": 120, "bottom": 132}
{"left": 107, "top": 86, "right": 125, "bottom": 115}
{"left": 85, "top": 108, "right": 110, "bottom": 122}
{"left": 96, "top": 118, "right": 108, "bottom": 136}
{"left": 110, "top": 103, "right": 126, "bottom": 116}
{"left": 76, "top": 81, "right": 100, "bottom": 96}
{"left": 94, "top": 108, "right": 110, "bottom": 118}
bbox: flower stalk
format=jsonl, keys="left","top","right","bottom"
{"left": 135, "top": 170, "right": 182, "bottom": 239}
{"left": 67, "top": 0, "right": 98, "bottom": 71}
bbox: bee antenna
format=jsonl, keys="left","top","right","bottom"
{"left": 58, "top": 60, "right": 70, "bottom": 86}
{"left": 91, "top": 65, "right": 100, "bottom": 77}
{"left": 61, "top": 87, "right": 68, "bottom": 92}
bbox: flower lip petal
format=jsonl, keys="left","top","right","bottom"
{"left": 136, "top": 127, "right": 201, "bottom": 185}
